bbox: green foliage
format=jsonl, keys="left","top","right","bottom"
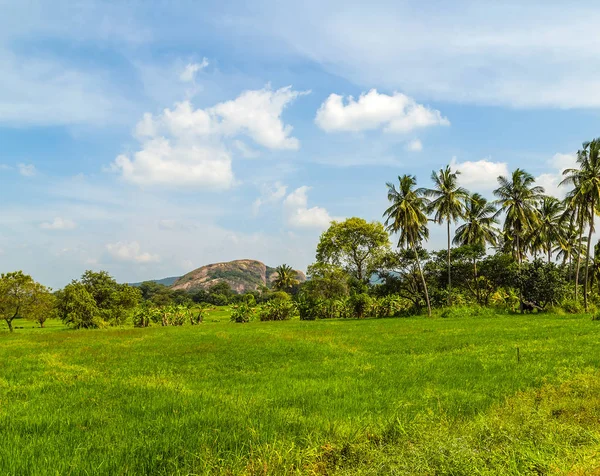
{"left": 0, "top": 271, "right": 54, "bottom": 332}
{"left": 55, "top": 270, "right": 140, "bottom": 328}
{"left": 316, "top": 217, "right": 390, "bottom": 282}
{"left": 347, "top": 293, "right": 372, "bottom": 319}
{"left": 230, "top": 303, "right": 254, "bottom": 323}
{"left": 258, "top": 298, "right": 297, "bottom": 321}
{"left": 271, "top": 264, "right": 300, "bottom": 292}
{"left": 519, "top": 260, "right": 569, "bottom": 308}
{"left": 56, "top": 282, "right": 104, "bottom": 329}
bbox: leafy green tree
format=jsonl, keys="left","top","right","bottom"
{"left": 56, "top": 282, "right": 103, "bottom": 329}
{"left": 56, "top": 270, "right": 140, "bottom": 327}
{"left": 316, "top": 217, "right": 390, "bottom": 282}
{"left": 425, "top": 165, "right": 469, "bottom": 301}
{"left": 272, "top": 264, "right": 300, "bottom": 292}
{"left": 384, "top": 175, "right": 432, "bottom": 316}
{"left": 519, "top": 260, "right": 568, "bottom": 309}
{"left": 0, "top": 271, "right": 53, "bottom": 332}
{"left": 562, "top": 139, "right": 600, "bottom": 310}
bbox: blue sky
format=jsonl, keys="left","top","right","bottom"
{"left": 1, "top": 0, "right": 599, "bottom": 288}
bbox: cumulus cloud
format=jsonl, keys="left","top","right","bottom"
{"left": 252, "top": 181, "right": 288, "bottom": 214}
{"left": 315, "top": 89, "right": 449, "bottom": 133}
{"left": 450, "top": 157, "right": 509, "bottom": 191}
{"left": 112, "top": 86, "right": 305, "bottom": 188}
{"left": 179, "top": 58, "right": 208, "bottom": 82}
{"left": 406, "top": 139, "right": 423, "bottom": 152}
{"left": 40, "top": 217, "right": 76, "bottom": 230}
{"left": 534, "top": 153, "right": 577, "bottom": 198}
{"left": 18, "top": 163, "right": 36, "bottom": 177}
{"left": 106, "top": 241, "right": 160, "bottom": 263}
{"left": 284, "top": 186, "right": 333, "bottom": 229}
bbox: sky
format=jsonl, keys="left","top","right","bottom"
{"left": 1, "top": 0, "right": 600, "bottom": 289}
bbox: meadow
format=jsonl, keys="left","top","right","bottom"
{"left": 1, "top": 312, "right": 600, "bottom": 475}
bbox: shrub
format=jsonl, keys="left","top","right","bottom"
{"left": 348, "top": 293, "right": 372, "bottom": 319}
{"left": 230, "top": 303, "right": 254, "bottom": 323}
{"left": 258, "top": 299, "right": 297, "bottom": 321}
{"left": 560, "top": 299, "right": 584, "bottom": 314}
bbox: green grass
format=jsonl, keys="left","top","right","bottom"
{"left": 1, "top": 313, "right": 600, "bottom": 474}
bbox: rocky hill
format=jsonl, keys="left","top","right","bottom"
{"left": 170, "top": 259, "right": 306, "bottom": 294}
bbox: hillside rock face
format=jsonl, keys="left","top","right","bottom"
{"left": 170, "top": 259, "right": 306, "bottom": 294}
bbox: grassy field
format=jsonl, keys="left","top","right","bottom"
{"left": 1, "top": 312, "right": 600, "bottom": 475}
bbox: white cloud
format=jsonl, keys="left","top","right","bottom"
{"left": 211, "top": 86, "right": 307, "bottom": 149}
{"left": 112, "top": 86, "right": 305, "bottom": 188}
{"left": 234, "top": 140, "right": 260, "bottom": 159}
{"left": 534, "top": 152, "right": 576, "bottom": 199}
{"left": 259, "top": 2, "right": 600, "bottom": 109}
{"left": 252, "top": 181, "right": 288, "bottom": 214}
{"left": 179, "top": 58, "right": 208, "bottom": 82}
{"left": 106, "top": 241, "right": 160, "bottom": 263}
{"left": 450, "top": 157, "right": 509, "bottom": 191}
{"left": 40, "top": 217, "right": 76, "bottom": 230}
{"left": 549, "top": 152, "right": 577, "bottom": 173}
{"left": 406, "top": 139, "right": 423, "bottom": 152}
{"left": 315, "top": 89, "right": 449, "bottom": 133}
{"left": 17, "top": 163, "right": 36, "bottom": 177}
{"left": 284, "top": 186, "right": 333, "bottom": 229}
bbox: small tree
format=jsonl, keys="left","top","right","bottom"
{"left": 0, "top": 271, "right": 53, "bottom": 332}
{"left": 272, "top": 264, "right": 300, "bottom": 292}
{"left": 316, "top": 217, "right": 390, "bottom": 282}
{"left": 56, "top": 282, "right": 103, "bottom": 329}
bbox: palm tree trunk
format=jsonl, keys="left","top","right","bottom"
{"left": 447, "top": 220, "right": 451, "bottom": 305}
{"left": 575, "top": 217, "right": 584, "bottom": 301}
{"left": 413, "top": 244, "right": 431, "bottom": 317}
{"left": 547, "top": 244, "right": 551, "bottom": 264}
{"left": 584, "top": 198, "right": 595, "bottom": 311}
{"left": 516, "top": 233, "right": 523, "bottom": 312}
{"left": 473, "top": 258, "right": 480, "bottom": 305}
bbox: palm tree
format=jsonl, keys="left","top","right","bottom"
{"left": 272, "top": 264, "right": 299, "bottom": 292}
{"left": 536, "top": 196, "right": 565, "bottom": 263}
{"left": 453, "top": 193, "right": 499, "bottom": 302}
{"left": 561, "top": 139, "right": 600, "bottom": 310}
{"left": 425, "top": 166, "right": 469, "bottom": 303}
{"left": 384, "top": 175, "right": 432, "bottom": 317}
{"left": 493, "top": 169, "right": 545, "bottom": 265}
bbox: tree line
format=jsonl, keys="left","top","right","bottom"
{"left": 2, "top": 138, "right": 600, "bottom": 330}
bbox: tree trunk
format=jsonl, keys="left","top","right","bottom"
{"left": 547, "top": 246, "right": 551, "bottom": 264}
{"left": 6, "top": 318, "right": 13, "bottom": 332}
{"left": 575, "top": 218, "right": 584, "bottom": 301}
{"left": 516, "top": 233, "right": 524, "bottom": 313}
{"left": 413, "top": 244, "right": 431, "bottom": 317}
{"left": 473, "top": 258, "right": 480, "bottom": 305}
{"left": 584, "top": 198, "right": 595, "bottom": 311}
{"left": 447, "top": 220, "right": 451, "bottom": 305}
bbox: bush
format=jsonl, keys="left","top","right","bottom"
{"left": 258, "top": 299, "right": 297, "bottom": 321}
{"left": 348, "top": 293, "right": 372, "bottom": 319}
{"left": 560, "top": 299, "right": 584, "bottom": 314}
{"left": 438, "top": 305, "right": 501, "bottom": 319}
{"left": 230, "top": 303, "right": 254, "bottom": 323}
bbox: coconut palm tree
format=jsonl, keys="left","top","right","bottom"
{"left": 453, "top": 193, "right": 499, "bottom": 295}
{"left": 536, "top": 196, "right": 565, "bottom": 263}
{"left": 384, "top": 175, "right": 432, "bottom": 316}
{"left": 493, "top": 169, "right": 545, "bottom": 265}
{"left": 561, "top": 139, "right": 600, "bottom": 310}
{"left": 425, "top": 165, "right": 469, "bottom": 303}
{"left": 272, "top": 264, "right": 299, "bottom": 292}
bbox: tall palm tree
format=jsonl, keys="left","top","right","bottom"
{"left": 493, "top": 169, "right": 545, "bottom": 265}
{"left": 561, "top": 139, "right": 600, "bottom": 310}
{"left": 453, "top": 193, "right": 499, "bottom": 287}
{"left": 384, "top": 175, "right": 432, "bottom": 317}
{"left": 536, "top": 196, "right": 565, "bottom": 263}
{"left": 272, "top": 264, "right": 299, "bottom": 292}
{"left": 425, "top": 166, "right": 469, "bottom": 302}
{"left": 560, "top": 191, "right": 588, "bottom": 298}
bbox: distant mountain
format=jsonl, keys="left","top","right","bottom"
{"left": 170, "top": 259, "right": 306, "bottom": 294}
{"left": 130, "top": 276, "right": 180, "bottom": 287}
